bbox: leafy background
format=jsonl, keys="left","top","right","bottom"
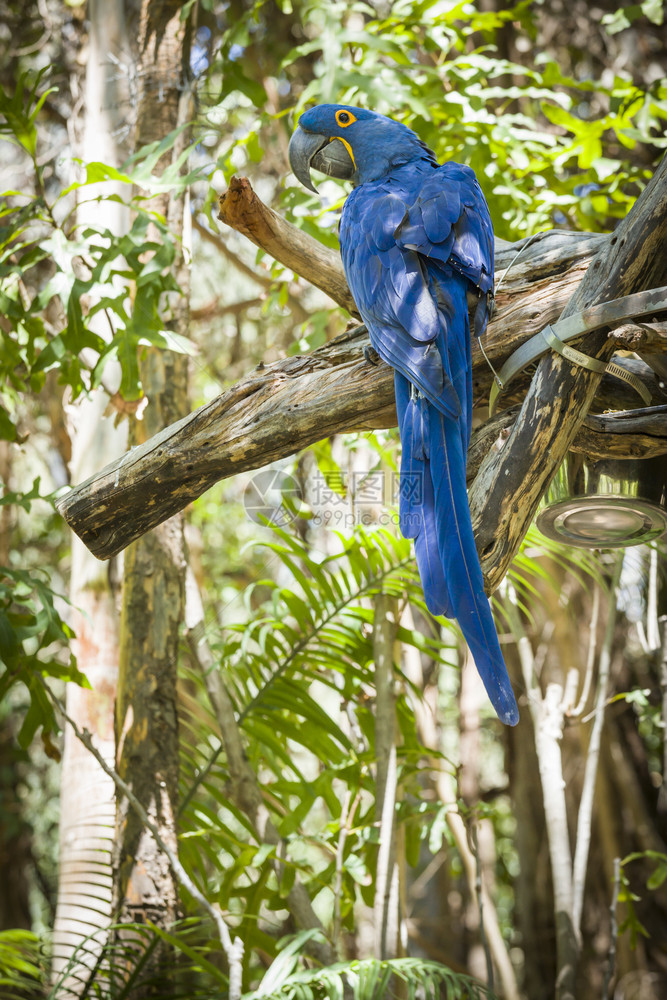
{"left": 1, "top": 0, "right": 666, "bottom": 997}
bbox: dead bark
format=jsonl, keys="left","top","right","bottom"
{"left": 470, "top": 152, "right": 667, "bottom": 591}
{"left": 218, "top": 176, "right": 357, "bottom": 316}
{"left": 55, "top": 336, "right": 667, "bottom": 566}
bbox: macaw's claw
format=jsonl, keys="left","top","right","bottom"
{"left": 363, "top": 344, "right": 381, "bottom": 366}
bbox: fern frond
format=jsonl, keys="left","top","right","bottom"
{"left": 243, "top": 954, "right": 495, "bottom": 1000}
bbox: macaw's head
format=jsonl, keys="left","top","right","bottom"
{"left": 288, "top": 104, "right": 436, "bottom": 191}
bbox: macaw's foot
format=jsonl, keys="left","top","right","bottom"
{"left": 363, "top": 344, "right": 381, "bottom": 366}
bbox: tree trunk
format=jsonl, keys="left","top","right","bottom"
{"left": 373, "top": 595, "right": 402, "bottom": 963}
{"left": 0, "top": 723, "right": 32, "bottom": 931}
{"left": 51, "top": 0, "right": 130, "bottom": 992}
{"left": 111, "top": 0, "right": 190, "bottom": 987}
{"left": 0, "top": 443, "right": 32, "bottom": 932}
{"left": 505, "top": 552, "right": 667, "bottom": 999}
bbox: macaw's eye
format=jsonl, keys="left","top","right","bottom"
{"left": 335, "top": 109, "right": 357, "bottom": 128}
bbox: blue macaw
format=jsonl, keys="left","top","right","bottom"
{"left": 288, "top": 105, "right": 518, "bottom": 725}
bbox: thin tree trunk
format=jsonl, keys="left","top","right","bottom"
{"left": 51, "top": 0, "right": 130, "bottom": 991}
{"left": 111, "top": 0, "right": 190, "bottom": 985}
{"left": 0, "top": 443, "right": 32, "bottom": 932}
{"left": 506, "top": 586, "right": 579, "bottom": 1000}
{"left": 508, "top": 709, "right": 556, "bottom": 999}
{"left": 400, "top": 607, "right": 521, "bottom": 1000}
{"left": 373, "top": 594, "right": 402, "bottom": 962}
{"left": 0, "top": 725, "right": 32, "bottom": 931}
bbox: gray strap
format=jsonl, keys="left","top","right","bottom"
{"left": 540, "top": 324, "right": 608, "bottom": 374}
{"left": 488, "top": 285, "right": 667, "bottom": 415}
{"left": 541, "top": 324, "right": 652, "bottom": 406}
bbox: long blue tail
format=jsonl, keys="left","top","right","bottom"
{"left": 395, "top": 346, "right": 519, "bottom": 726}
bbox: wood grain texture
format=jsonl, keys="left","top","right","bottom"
{"left": 470, "top": 153, "right": 667, "bottom": 592}
{"left": 218, "top": 176, "right": 358, "bottom": 315}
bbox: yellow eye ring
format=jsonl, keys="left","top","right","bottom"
{"left": 335, "top": 109, "right": 357, "bottom": 128}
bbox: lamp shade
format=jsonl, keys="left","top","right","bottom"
{"left": 536, "top": 453, "right": 667, "bottom": 548}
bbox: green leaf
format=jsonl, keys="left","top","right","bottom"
{"left": 0, "top": 404, "right": 17, "bottom": 442}
{"left": 17, "top": 686, "right": 46, "bottom": 749}
{"left": 647, "top": 862, "right": 667, "bottom": 891}
{"left": 0, "top": 608, "right": 19, "bottom": 665}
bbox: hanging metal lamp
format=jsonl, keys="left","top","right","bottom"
{"left": 488, "top": 286, "right": 667, "bottom": 549}
{"left": 535, "top": 451, "right": 667, "bottom": 548}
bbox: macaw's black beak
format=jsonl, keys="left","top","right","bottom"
{"left": 288, "top": 125, "right": 355, "bottom": 192}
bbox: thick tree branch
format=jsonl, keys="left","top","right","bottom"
{"left": 471, "top": 153, "right": 667, "bottom": 590}
{"left": 57, "top": 173, "right": 667, "bottom": 574}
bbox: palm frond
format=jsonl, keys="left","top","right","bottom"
{"left": 244, "top": 951, "right": 495, "bottom": 1000}
{"left": 0, "top": 928, "right": 45, "bottom": 998}
{"left": 49, "top": 920, "right": 227, "bottom": 1000}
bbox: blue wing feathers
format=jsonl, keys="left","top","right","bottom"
{"left": 371, "top": 195, "right": 408, "bottom": 250}
{"left": 340, "top": 153, "right": 518, "bottom": 725}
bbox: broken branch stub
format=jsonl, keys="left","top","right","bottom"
{"left": 217, "top": 176, "right": 358, "bottom": 315}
